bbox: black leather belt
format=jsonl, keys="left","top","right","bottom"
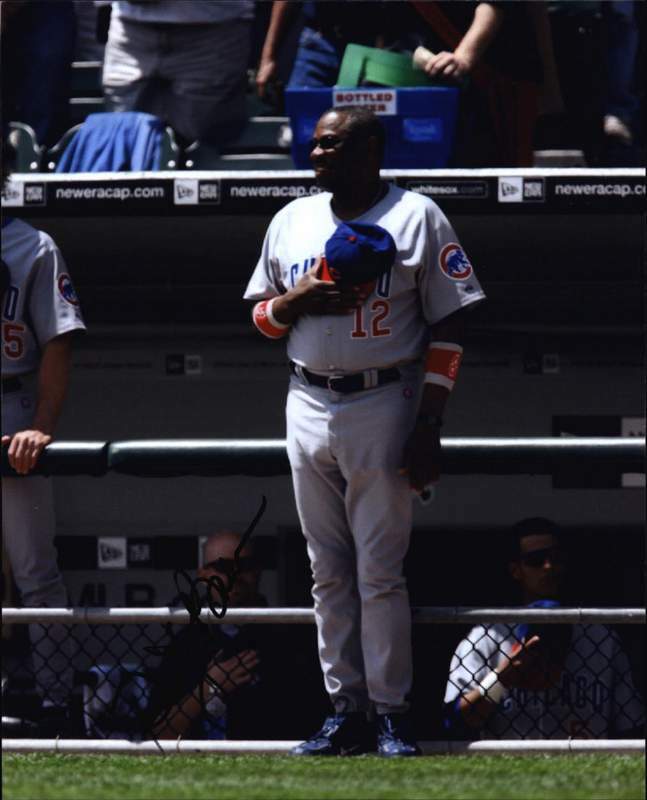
{"left": 290, "top": 361, "right": 400, "bottom": 394}
{"left": 1, "top": 377, "right": 23, "bottom": 393}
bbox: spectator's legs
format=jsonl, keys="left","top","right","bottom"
{"left": 157, "top": 20, "right": 252, "bottom": 146}
{"left": 604, "top": 2, "right": 639, "bottom": 139}
{"left": 1, "top": 1, "right": 76, "bottom": 147}
{"left": 548, "top": 9, "right": 606, "bottom": 165}
{"left": 287, "top": 27, "right": 344, "bottom": 88}
{"left": 104, "top": 18, "right": 251, "bottom": 146}
{"left": 102, "top": 16, "right": 161, "bottom": 115}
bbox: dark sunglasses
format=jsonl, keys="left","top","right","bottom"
{"left": 520, "top": 547, "right": 565, "bottom": 568}
{"left": 202, "top": 557, "right": 259, "bottom": 575}
{"left": 308, "top": 134, "right": 347, "bottom": 152}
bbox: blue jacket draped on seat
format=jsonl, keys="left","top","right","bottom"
{"left": 55, "top": 112, "right": 164, "bottom": 172}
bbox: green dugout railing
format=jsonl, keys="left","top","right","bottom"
{"left": 1, "top": 437, "right": 644, "bottom": 477}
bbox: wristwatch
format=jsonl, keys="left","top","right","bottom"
{"left": 416, "top": 414, "right": 443, "bottom": 428}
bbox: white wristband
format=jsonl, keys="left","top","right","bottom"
{"left": 477, "top": 671, "right": 506, "bottom": 704}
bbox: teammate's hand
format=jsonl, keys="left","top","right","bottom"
{"left": 399, "top": 420, "right": 441, "bottom": 491}
{"left": 495, "top": 636, "right": 542, "bottom": 688}
{"left": 422, "top": 50, "right": 471, "bottom": 80}
{"left": 1, "top": 429, "right": 52, "bottom": 475}
{"left": 206, "top": 649, "right": 260, "bottom": 695}
{"left": 291, "top": 259, "right": 368, "bottom": 316}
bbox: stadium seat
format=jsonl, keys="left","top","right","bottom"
{"left": 45, "top": 124, "right": 82, "bottom": 171}
{"left": 70, "top": 60, "right": 103, "bottom": 96}
{"left": 7, "top": 122, "right": 44, "bottom": 172}
{"left": 158, "top": 127, "right": 182, "bottom": 169}
{"left": 221, "top": 116, "right": 291, "bottom": 155}
{"left": 68, "top": 61, "right": 105, "bottom": 127}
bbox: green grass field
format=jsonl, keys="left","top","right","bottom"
{"left": 2, "top": 753, "right": 645, "bottom": 800}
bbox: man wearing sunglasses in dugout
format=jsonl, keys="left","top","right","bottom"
{"left": 443, "top": 518, "right": 644, "bottom": 739}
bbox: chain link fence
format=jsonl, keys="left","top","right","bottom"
{"left": 2, "top": 608, "right": 644, "bottom": 742}
{"left": 442, "top": 621, "right": 644, "bottom": 739}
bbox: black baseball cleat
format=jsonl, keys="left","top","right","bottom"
{"left": 291, "top": 712, "right": 376, "bottom": 756}
{"left": 376, "top": 713, "right": 422, "bottom": 757}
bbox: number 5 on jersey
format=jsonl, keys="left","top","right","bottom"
{"left": 2, "top": 322, "right": 25, "bottom": 359}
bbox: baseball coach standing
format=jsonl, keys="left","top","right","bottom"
{"left": 244, "top": 106, "right": 485, "bottom": 756}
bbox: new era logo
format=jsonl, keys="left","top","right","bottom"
{"left": 98, "top": 537, "right": 127, "bottom": 569}
{"left": 174, "top": 179, "right": 198, "bottom": 205}
{"left": 498, "top": 177, "right": 522, "bottom": 202}
{"left": 2, "top": 180, "right": 24, "bottom": 207}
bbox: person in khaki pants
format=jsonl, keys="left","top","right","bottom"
{"left": 102, "top": 0, "right": 253, "bottom": 146}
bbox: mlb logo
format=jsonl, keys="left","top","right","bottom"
{"left": 185, "top": 355, "right": 203, "bottom": 375}
{"left": 128, "top": 542, "right": 152, "bottom": 566}
{"left": 199, "top": 181, "right": 220, "bottom": 204}
{"left": 523, "top": 179, "right": 545, "bottom": 201}
{"left": 174, "top": 179, "right": 198, "bottom": 205}
{"left": 24, "top": 183, "right": 46, "bottom": 205}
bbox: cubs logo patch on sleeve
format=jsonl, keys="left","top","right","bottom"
{"left": 58, "top": 273, "right": 80, "bottom": 306}
{"left": 439, "top": 243, "right": 473, "bottom": 281}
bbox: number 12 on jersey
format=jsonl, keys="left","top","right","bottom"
{"left": 351, "top": 300, "right": 391, "bottom": 339}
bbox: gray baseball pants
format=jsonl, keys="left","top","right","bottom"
{"left": 286, "top": 364, "right": 422, "bottom": 715}
{"left": 2, "top": 378, "right": 73, "bottom": 708}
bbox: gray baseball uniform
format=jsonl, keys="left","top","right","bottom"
{"left": 2, "top": 216, "right": 86, "bottom": 708}
{"left": 245, "top": 184, "right": 484, "bottom": 715}
{"left": 445, "top": 623, "right": 645, "bottom": 738}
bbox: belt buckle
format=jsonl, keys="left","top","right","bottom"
{"left": 327, "top": 374, "right": 345, "bottom": 392}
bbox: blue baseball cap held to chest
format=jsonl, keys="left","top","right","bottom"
{"left": 324, "top": 222, "right": 396, "bottom": 285}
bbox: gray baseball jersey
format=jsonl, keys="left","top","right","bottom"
{"left": 244, "top": 184, "right": 485, "bottom": 373}
{"left": 445, "top": 623, "right": 645, "bottom": 738}
{"left": 2, "top": 217, "right": 86, "bottom": 383}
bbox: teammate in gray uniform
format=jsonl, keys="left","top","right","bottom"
{"left": 245, "top": 107, "right": 485, "bottom": 756}
{"left": 1, "top": 211, "right": 86, "bottom": 734}
{"left": 444, "top": 518, "right": 645, "bottom": 739}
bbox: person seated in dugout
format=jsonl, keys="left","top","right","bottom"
{"left": 143, "top": 530, "right": 324, "bottom": 740}
{"left": 443, "top": 517, "right": 645, "bottom": 739}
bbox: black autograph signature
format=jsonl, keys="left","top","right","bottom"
{"left": 171, "top": 494, "right": 267, "bottom": 623}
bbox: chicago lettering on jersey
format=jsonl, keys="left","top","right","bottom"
{"left": 506, "top": 673, "right": 610, "bottom": 715}
{"left": 3, "top": 284, "right": 19, "bottom": 320}
{"left": 289, "top": 257, "right": 317, "bottom": 288}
